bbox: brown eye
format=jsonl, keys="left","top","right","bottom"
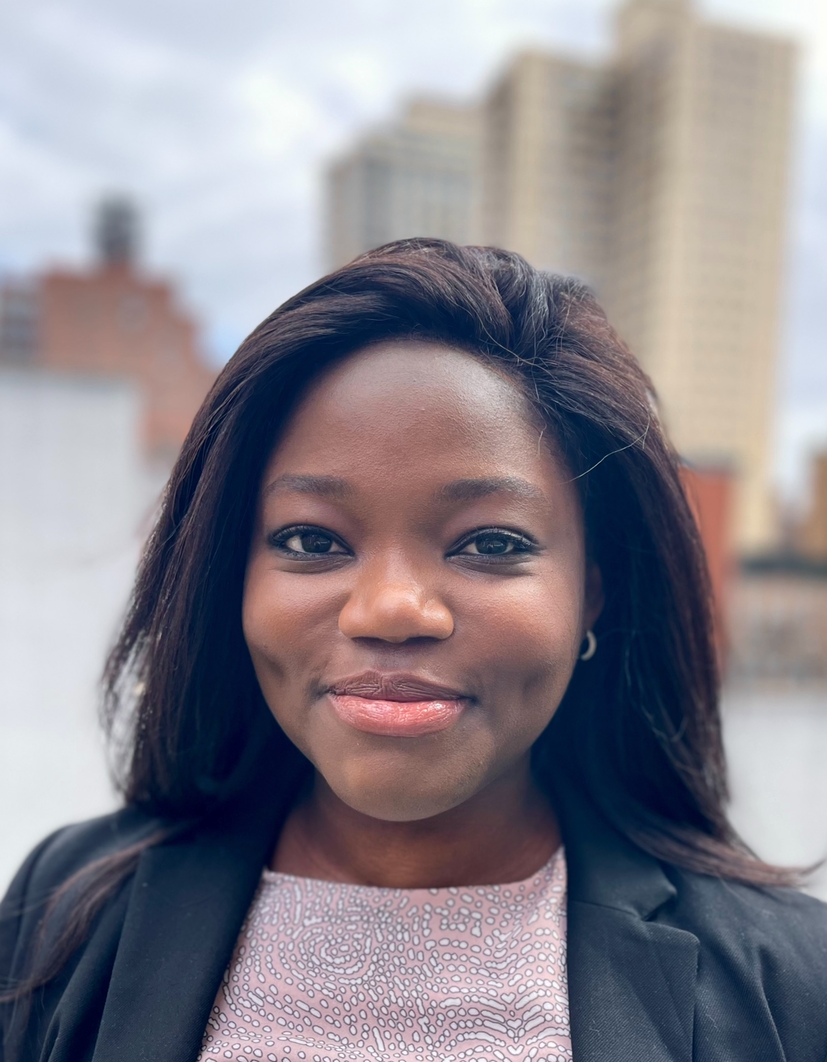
{"left": 271, "top": 527, "right": 349, "bottom": 556}
{"left": 287, "top": 532, "right": 336, "bottom": 554}
{"left": 464, "top": 534, "right": 516, "bottom": 555}
{"left": 454, "top": 530, "right": 535, "bottom": 557}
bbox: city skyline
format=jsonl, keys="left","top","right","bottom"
{"left": 0, "top": 0, "right": 825, "bottom": 501}
{"left": 327, "top": 0, "right": 797, "bottom": 551}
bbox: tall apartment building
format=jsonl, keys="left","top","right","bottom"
{"left": 326, "top": 99, "right": 481, "bottom": 269}
{"left": 0, "top": 200, "right": 216, "bottom": 463}
{"left": 482, "top": 52, "right": 613, "bottom": 293}
{"left": 606, "top": 0, "right": 795, "bottom": 553}
{"left": 483, "top": 0, "right": 795, "bottom": 553}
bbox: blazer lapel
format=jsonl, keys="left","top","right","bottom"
{"left": 559, "top": 792, "right": 699, "bottom": 1062}
{"left": 567, "top": 901, "right": 699, "bottom": 1061}
{"left": 89, "top": 783, "right": 295, "bottom": 1062}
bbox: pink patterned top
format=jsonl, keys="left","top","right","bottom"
{"left": 198, "top": 847, "right": 571, "bottom": 1062}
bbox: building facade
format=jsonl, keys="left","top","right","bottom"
{"left": 482, "top": 0, "right": 795, "bottom": 553}
{"left": 325, "top": 100, "right": 482, "bottom": 270}
{"left": 603, "top": 0, "right": 795, "bottom": 554}
{"left": 482, "top": 52, "right": 613, "bottom": 293}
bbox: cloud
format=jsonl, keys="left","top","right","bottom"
{"left": 0, "top": 0, "right": 616, "bottom": 341}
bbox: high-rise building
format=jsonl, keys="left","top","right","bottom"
{"left": 604, "top": 0, "right": 795, "bottom": 554}
{"left": 482, "top": 52, "right": 613, "bottom": 292}
{"left": 483, "top": 0, "right": 795, "bottom": 552}
{"left": 325, "top": 99, "right": 482, "bottom": 269}
{"left": 0, "top": 199, "right": 216, "bottom": 464}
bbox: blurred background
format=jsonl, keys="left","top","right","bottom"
{"left": 1, "top": 0, "right": 826, "bottom": 894}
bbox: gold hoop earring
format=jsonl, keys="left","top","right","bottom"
{"left": 579, "top": 629, "right": 597, "bottom": 661}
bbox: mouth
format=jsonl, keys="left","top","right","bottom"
{"left": 325, "top": 670, "right": 470, "bottom": 738}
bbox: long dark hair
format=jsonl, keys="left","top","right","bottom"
{"left": 9, "top": 238, "right": 799, "bottom": 997}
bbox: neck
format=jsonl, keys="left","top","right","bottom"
{"left": 271, "top": 759, "right": 560, "bottom": 888}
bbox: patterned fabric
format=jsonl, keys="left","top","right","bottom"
{"left": 198, "top": 848, "right": 571, "bottom": 1062}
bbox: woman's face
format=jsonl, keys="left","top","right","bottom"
{"left": 243, "top": 341, "right": 602, "bottom": 822}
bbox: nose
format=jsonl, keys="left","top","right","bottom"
{"left": 338, "top": 554, "right": 454, "bottom": 643}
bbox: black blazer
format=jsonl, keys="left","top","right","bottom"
{"left": 2, "top": 784, "right": 827, "bottom": 1062}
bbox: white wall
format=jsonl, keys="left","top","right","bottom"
{"left": 724, "top": 691, "right": 827, "bottom": 899}
{"left": 0, "top": 369, "right": 151, "bottom": 889}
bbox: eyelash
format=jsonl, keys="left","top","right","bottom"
{"left": 267, "top": 525, "right": 539, "bottom": 561}
{"left": 449, "top": 528, "right": 538, "bottom": 558}
{"left": 268, "top": 525, "right": 350, "bottom": 558}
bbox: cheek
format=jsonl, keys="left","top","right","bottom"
{"left": 242, "top": 563, "right": 282, "bottom": 671}
{"left": 242, "top": 560, "right": 339, "bottom": 676}
{"left": 464, "top": 570, "right": 584, "bottom": 723}
{"left": 467, "top": 566, "right": 583, "bottom": 660}
{"left": 242, "top": 561, "right": 339, "bottom": 760}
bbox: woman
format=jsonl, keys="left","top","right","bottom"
{"left": 1, "top": 240, "right": 825, "bottom": 1062}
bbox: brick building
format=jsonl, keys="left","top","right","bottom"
{"left": 798, "top": 451, "right": 827, "bottom": 562}
{"left": 0, "top": 200, "right": 215, "bottom": 463}
{"left": 681, "top": 464, "right": 734, "bottom": 656}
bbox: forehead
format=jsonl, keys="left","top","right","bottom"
{"left": 263, "top": 340, "right": 566, "bottom": 489}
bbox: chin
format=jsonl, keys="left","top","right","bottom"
{"left": 327, "top": 762, "right": 479, "bottom": 823}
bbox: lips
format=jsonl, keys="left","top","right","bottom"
{"left": 326, "top": 671, "right": 469, "bottom": 738}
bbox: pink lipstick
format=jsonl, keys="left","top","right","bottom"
{"left": 326, "top": 671, "right": 468, "bottom": 738}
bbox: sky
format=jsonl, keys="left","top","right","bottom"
{"left": 1, "top": 0, "right": 825, "bottom": 498}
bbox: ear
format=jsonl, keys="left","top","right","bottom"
{"left": 583, "top": 561, "right": 604, "bottom": 632}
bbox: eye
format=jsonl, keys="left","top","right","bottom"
{"left": 269, "top": 526, "right": 350, "bottom": 557}
{"left": 452, "top": 529, "right": 537, "bottom": 557}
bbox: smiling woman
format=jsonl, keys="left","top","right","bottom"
{"left": 1, "top": 240, "right": 826, "bottom": 1062}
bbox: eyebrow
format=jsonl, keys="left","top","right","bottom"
{"left": 262, "top": 473, "right": 546, "bottom": 505}
{"left": 437, "top": 477, "right": 547, "bottom": 503}
{"left": 263, "top": 474, "right": 355, "bottom": 500}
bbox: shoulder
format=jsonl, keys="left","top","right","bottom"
{"left": 664, "top": 864, "right": 827, "bottom": 966}
{"left": 3, "top": 806, "right": 160, "bottom": 906}
{"left": 663, "top": 866, "right": 827, "bottom": 1051}
{"left": 0, "top": 807, "right": 162, "bottom": 982}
